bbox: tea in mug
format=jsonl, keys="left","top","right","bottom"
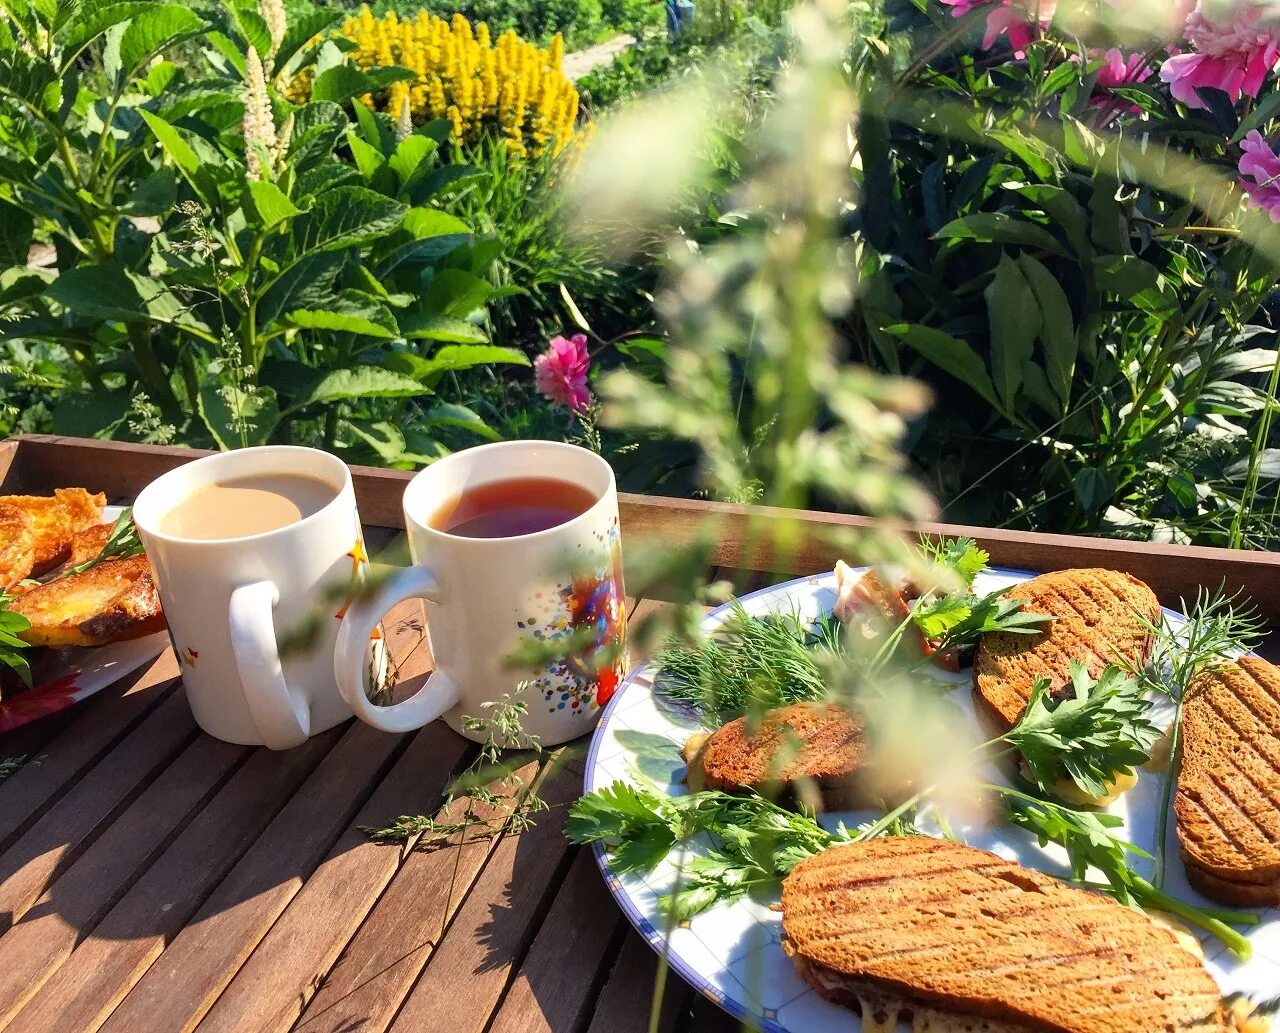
{"left": 430, "top": 477, "right": 597, "bottom": 538}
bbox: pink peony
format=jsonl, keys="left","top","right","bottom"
{"left": 535, "top": 333, "right": 591, "bottom": 413}
{"left": 1239, "top": 130, "right": 1280, "bottom": 221}
{"left": 938, "top": 0, "right": 1056, "bottom": 53}
{"left": 1095, "top": 48, "right": 1153, "bottom": 91}
{"left": 1160, "top": 4, "right": 1280, "bottom": 109}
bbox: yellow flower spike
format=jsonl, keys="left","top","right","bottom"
{"left": 288, "top": 6, "right": 583, "bottom": 156}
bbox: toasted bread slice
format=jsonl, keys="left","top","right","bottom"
{"left": 781, "top": 837, "right": 1226, "bottom": 1033}
{"left": 1176, "top": 657, "right": 1280, "bottom": 904}
{"left": 690, "top": 703, "right": 881, "bottom": 808}
{"left": 972, "top": 568, "right": 1159, "bottom": 732}
{"left": 11, "top": 555, "right": 165, "bottom": 648}
{"left": 0, "top": 488, "right": 106, "bottom": 576}
{"left": 0, "top": 504, "right": 36, "bottom": 590}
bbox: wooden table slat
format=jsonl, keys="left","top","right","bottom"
{"left": 584, "top": 931, "right": 694, "bottom": 1033}
{"left": 192, "top": 722, "right": 469, "bottom": 1033}
{"left": 0, "top": 689, "right": 198, "bottom": 935}
{"left": 292, "top": 758, "right": 542, "bottom": 1033}
{"left": 485, "top": 848, "right": 626, "bottom": 1033}
{"left": 3, "top": 730, "right": 339, "bottom": 1033}
{"left": 0, "top": 733, "right": 247, "bottom": 1027}
{"left": 0, "top": 651, "right": 181, "bottom": 850}
{"left": 384, "top": 760, "right": 584, "bottom": 1033}
{"left": 99, "top": 722, "right": 406, "bottom": 1033}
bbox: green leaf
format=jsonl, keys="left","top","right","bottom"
{"left": 228, "top": 7, "right": 270, "bottom": 62}
{"left": 885, "top": 323, "right": 1001, "bottom": 412}
{"left": 397, "top": 312, "right": 489, "bottom": 343}
{"left": 414, "top": 344, "right": 529, "bottom": 377}
{"left": 290, "top": 186, "right": 406, "bottom": 257}
{"left": 415, "top": 401, "right": 500, "bottom": 441}
{"left": 283, "top": 296, "right": 397, "bottom": 338}
{"left": 198, "top": 383, "right": 280, "bottom": 450}
{"left": 257, "top": 251, "right": 346, "bottom": 327}
{"left": 560, "top": 283, "right": 593, "bottom": 335}
{"left": 912, "top": 595, "right": 971, "bottom": 639}
{"left": 138, "top": 109, "right": 200, "bottom": 179}
{"left": 284, "top": 367, "right": 432, "bottom": 413}
{"left": 346, "top": 131, "right": 385, "bottom": 181}
{"left": 935, "top": 212, "right": 1069, "bottom": 258}
{"left": 245, "top": 179, "right": 299, "bottom": 230}
{"left": 402, "top": 208, "right": 472, "bottom": 239}
{"left": 1073, "top": 467, "right": 1118, "bottom": 512}
{"left": 117, "top": 4, "right": 205, "bottom": 82}
{"left": 1016, "top": 254, "right": 1076, "bottom": 409}
{"left": 56, "top": 1, "right": 152, "bottom": 70}
{"left": 311, "top": 64, "right": 374, "bottom": 105}
{"left": 424, "top": 268, "right": 494, "bottom": 318}
{"left": 44, "top": 264, "right": 188, "bottom": 325}
{"left": 984, "top": 254, "right": 1039, "bottom": 410}
{"left": 1093, "top": 255, "right": 1176, "bottom": 314}
{"left": 344, "top": 419, "right": 407, "bottom": 464}
{"left": 273, "top": 8, "right": 341, "bottom": 73}
{"left": 388, "top": 134, "right": 437, "bottom": 191}
{"left": 1012, "top": 184, "right": 1091, "bottom": 259}
{"left": 0, "top": 200, "right": 33, "bottom": 267}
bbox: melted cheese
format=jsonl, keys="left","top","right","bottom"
{"left": 1050, "top": 768, "right": 1138, "bottom": 808}
{"left": 682, "top": 733, "right": 710, "bottom": 792}
{"left": 1229, "top": 997, "right": 1274, "bottom": 1033}
{"left": 1146, "top": 911, "right": 1205, "bottom": 960}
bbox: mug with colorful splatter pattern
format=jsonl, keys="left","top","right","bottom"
{"left": 333, "top": 440, "right": 628, "bottom": 747}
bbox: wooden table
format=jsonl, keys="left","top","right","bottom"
{"left": 0, "top": 434, "right": 1276, "bottom": 1033}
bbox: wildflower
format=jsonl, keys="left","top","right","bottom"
{"left": 1239, "top": 130, "right": 1280, "bottom": 221}
{"left": 243, "top": 47, "right": 277, "bottom": 180}
{"left": 259, "top": 0, "right": 287, "bottom": 65}
{"left": 535, "top": 334, "right": 591, "bottom": 413}
{"left": 1079, "top": 48, "right": 1152, "bottom": 121}
{"left": 1160, "top": 3, "right": 1280, "bottom": 109}
{"left": 938, "top": 0, "right": 1056, "bottom": 53}
{"left": 394, "top": 96, "right": 413, "bottom": 141}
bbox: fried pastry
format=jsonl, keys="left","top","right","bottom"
{"left": 11, "top": 555, "right": 165, "bottom": 648}
{"left": 0, "top": 488, "right": 106, "bottom": 576}
{"left": 0, "top": 504, "right": 36, "bottom": 589}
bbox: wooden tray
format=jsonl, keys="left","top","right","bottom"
{"left": 0, "top": 432, "right": 1273, "bottom": 1033}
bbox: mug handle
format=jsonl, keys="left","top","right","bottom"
{"left": 333, "top": 566, "right": 460, "bottom": 734}
{"left": 229, "top": 580, "right": 311, "bottom": 750}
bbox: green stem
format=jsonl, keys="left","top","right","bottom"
{"left": 1152, "top": 693, "right": 1184, "bottom": 891}
{"left": 1133, "top": 877, "right": 1252, "bottom": 961}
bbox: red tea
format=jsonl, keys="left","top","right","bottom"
{"left": 430, "top": 477, "right": 598, "bottom": 538}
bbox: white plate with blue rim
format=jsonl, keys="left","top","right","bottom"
{"left": 583, "top": 568, "right": 1280, "bottom": 1033}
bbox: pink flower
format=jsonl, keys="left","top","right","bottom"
{"left": 1095, "top": 48, "right": 1152, "bottom": 92}
{"left": 937, "top": 0, "right": 1056, "bottom": 53}
{"left": 535, "top": 333, "right": 591, "bottom": 413}
{"left": 1160, "top": 4, "right": 1280, "bottom": 109}
{"left": 1239, "top": 130, "right": 1280, "bottom": 221}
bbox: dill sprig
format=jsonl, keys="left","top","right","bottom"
{"left": 363, "top": 691, "right": 548, "bottom": 848}
{"left": 655, "top": 603, "right": 841, "bottom": 726}
{"left": 1129, "top": 586, "right": 1266, "bottom": 890}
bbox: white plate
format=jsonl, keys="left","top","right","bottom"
{"left": 0, "top": 506, "right": 168, "bottom": 734}
{"left": 584, "top": 568, "right": 1280, "bottom": 1033}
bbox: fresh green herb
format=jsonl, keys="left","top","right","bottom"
{"left": 918, "top": 535, "right": 989, "bottom": 588}
{"left": 1000, "top": 786, "right": 1256, "bottom": 960}
{"left": 0, "top": 755, "right": 28, "bottom": 782}
{"left": 363, "top": 691, "right": 548, "bottom": 847}
{"left": 0, "top": 604, "right": 31, "bottom": 688}
{"left": 656, "top": 603, "right": 838, "bottom": 726}
{"left": 1129, "top": 586, "right": 1265, "bottom": 890}
{"left": 922, "top": 587, "right": 1052, "bottom": 655}
{"left": 1007, "top": 663, "right": 1160, "bottom": 798}
{"left": 62, "top": 507, "right": 145, "bottom": 576}
{"left": 567, "top": 781, "right": 861, "bottom": 919}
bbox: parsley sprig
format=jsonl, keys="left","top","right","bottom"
{"left": 1006, "top": 662, "right": 1160, "bottom": 798}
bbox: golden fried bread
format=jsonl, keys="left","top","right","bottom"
{"left": 65, "top": 522, "right": 114, "bottom": 568}
{"left": 781, "top": 837, "right": 1226, "bottom": 1033}
{"left": 694, "top": 703, "right": 882, "bottom": 809}
{"left": 0, "top": 488, "right": 106, "bottom": 576}
{"left": 11, "top": 555, "right": 165, "bottom": 648}
{"left": 1177, "top": 657, "right": 1280, "bottom": 905}
{"left": 0, "top": 504, "right": 36, "bottom": 589}
{"left": 972, "top": 568, "right": 1159, "bottom": 732}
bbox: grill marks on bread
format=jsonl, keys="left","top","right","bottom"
{"left": 781, "top": 838, "right": 1225, "bottom": 1033}
{"left": 697, "top": 703, "right": 879, "bottom": 808}
{"left": 1177, "top": 657, "right": 1280, "bottom": 904}
{"left": 973, "top": 569, "right": 1160, "bottom": 731}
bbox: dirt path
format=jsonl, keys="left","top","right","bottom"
{"left": 563, "top": 33, "right": 636, "bottom": 80}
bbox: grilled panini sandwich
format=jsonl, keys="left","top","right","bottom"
{"left": 1177, "top": 657, "right": 1280, "bottom": 906}
{"left": 683, "top": 703, "right": 879, "bottom": 808}
{"left": 781, "top": 837, "right": 1226, "bottom": 1033}
{"left": 973, "top": 568, "right": 1160, "bottom": 732}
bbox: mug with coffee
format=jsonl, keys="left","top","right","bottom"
{"left": 134, "top": 447, "right": 373, "bottom": 750}
{"left": 334, "top": 440, "right": 627, "bottom": 747}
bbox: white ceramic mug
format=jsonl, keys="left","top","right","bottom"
{"left": 134, "top": 447, "right": 373, "bottom": 749}
{"left": 333, "top": 441, "right": 628, "bottom": 747}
